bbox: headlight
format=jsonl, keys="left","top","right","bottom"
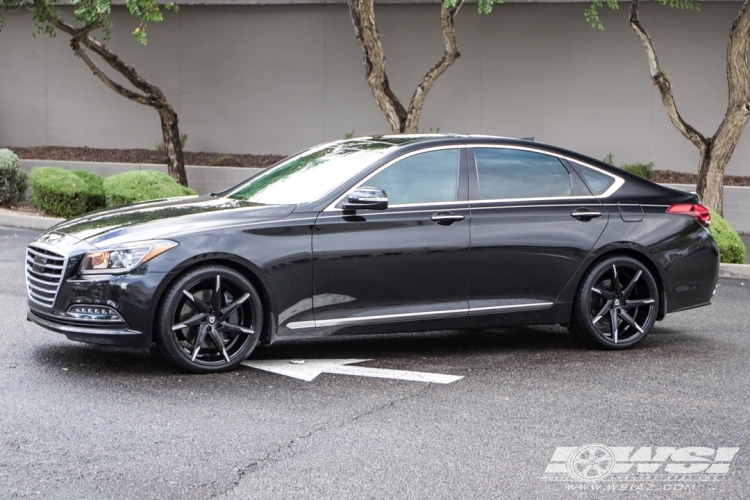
{"left": 80, "top": 240, "right": 178, "bottom": 274}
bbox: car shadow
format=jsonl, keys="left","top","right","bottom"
{"left": 252, "top": 324, "right": 580, "bottom": 361}
{"left": 29, "top": 323, "right": 703, "bottom": 377}
{"left": 32, "top": 343, "right": 180, "bottom": 376}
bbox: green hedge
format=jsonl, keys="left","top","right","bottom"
{"left": 621, "top": 162, "right": 655, "bottom": 181}
{"left": 71, "top": 169, "right": 106, "bottom": 212}
{"left": 104, "top": 170, "right": 196, "bottom": 207}
{"left": 0, "top": 148, "right": 28, "bottom": 205}
{"left": 710, "top": 209, "right": 746, "bottom": 264}
{"left": 30, "top": 167, "right": 89, "bottom": 218}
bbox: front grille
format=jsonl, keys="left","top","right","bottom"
{"left": 25, "top": 244, "right": 69, "bottom": 308}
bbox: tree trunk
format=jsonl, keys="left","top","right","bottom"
{"left": 403, "top": 3, "right": 462, "bottom": 133}
{"left": 696, "top": 146, "right": 723, "bottom": 212}
{"left": 55, "top": 18, "right": 189, "bottom": 186}
{"left": 158, "top": 108, "right": 188, "bottom": 186}
{"left": 348, "top": 0, "right": 463, "bottom": 134}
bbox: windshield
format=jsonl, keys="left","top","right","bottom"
{"left": 227, "top": 141, "right": 392, "bottom": 205}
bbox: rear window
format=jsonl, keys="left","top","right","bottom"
{"left": 474, "top": 148, "right": 572, "bottom": 200}
{"left": 569, "top": 160, "right": 616, "bottom": 196}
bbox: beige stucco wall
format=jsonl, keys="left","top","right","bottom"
{"left": 1, "top": 2, "right": 748, "bottom": 175}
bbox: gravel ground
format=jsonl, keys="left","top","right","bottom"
{"left": 5, "top": 146, "right": 285, "bottom": 169}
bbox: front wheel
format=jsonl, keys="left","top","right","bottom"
{"left": 568, "top": 256, "right": 659, "bottom": 349}
{"left": 155, "top": 266, "right": 263, "bottom": 373}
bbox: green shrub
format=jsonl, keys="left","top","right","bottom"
{"left": 621, "top": 162, "right": 655, "bottom": 181}
{"left": 104, "top": 170, "right": 197, "bottom": 207}
{"left": 30, "top": 167, "right": 88, "bottom": 218}
{"left": 710, "top": 209, "right": 746, "bottom": 264}
{"left": 71, "top": 170, "right": 106, "bottom": 212}
{"left": 602, "top": 153, "right": 615, "bottom": 165}
{"left": 0, "top": 148, "right": 28, "bottom": 205}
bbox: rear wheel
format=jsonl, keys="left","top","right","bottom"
{"left": 569, "top": 256, "right": 658, "bottom": 349}
{"left": 155, "top": 266, "right": 263, "bottom": 373}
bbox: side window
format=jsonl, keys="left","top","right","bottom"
{"left": 569, "top": 160, "right": 616, "bottom": 196}
{"left": 365, "top": 149, "right": 459, "bottom": 205}
{"left": 474, "top": 148, "right": 573, "bottom": 200}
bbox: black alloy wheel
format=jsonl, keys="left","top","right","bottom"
{"left": 569, "top": 256, "right": 659, "bottom": 349}
{"left": 156, "top": 266, "right": 263, "bottom": 373}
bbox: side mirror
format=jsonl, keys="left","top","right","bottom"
{"left": 342, "top": 187, "right": 388, "bottom": 211}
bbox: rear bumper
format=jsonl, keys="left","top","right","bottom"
{"left": 27, "top": 309, "right": 149, "bottom": 348}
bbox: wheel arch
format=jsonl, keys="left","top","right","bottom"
{"left": 573, "top": 245, "right": 668, "bottom": 320}
{"left": 150, "top": 253, "right": 276, "bottom": 345}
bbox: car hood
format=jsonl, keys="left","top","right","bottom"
{"left": 47, "top": 196, "right": 296, "bottom": 248}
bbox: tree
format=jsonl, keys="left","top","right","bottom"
{"left": 0, "top": 0, "right": 188, "bottom": 186}
{"left": 347, "top": 0, "right": 500, "bottom": 134}
{"left": 587, "top": 0, "right": 750, "bottom": 215}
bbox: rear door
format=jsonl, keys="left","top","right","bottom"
{"left": 467, "top": 146, "right": 610, "bottom": 312}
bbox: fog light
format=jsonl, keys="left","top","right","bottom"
{"left": 67, "top": 305, "right": 123, "bottom": 322}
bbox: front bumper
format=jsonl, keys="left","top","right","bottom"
{"left": 26, "top": 269, "right": 169, "bottom": 348}
{"left": 27, "top": 309, "right": 147, "bottom": 347}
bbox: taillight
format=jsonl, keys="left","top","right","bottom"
{"left": 666, "top": 203, "right": 711, "bottom": 228}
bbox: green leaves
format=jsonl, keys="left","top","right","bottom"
{"left": 443, "top": 0, "right": 504, "bottom": 15}
{"left": 585, "top": 0, "right": 620, "bottom": 30}
{"left": 0, "top": 0, "right": 174, "bottom": 44}
{"left": 586, "top": 0, "right": 700, "bottom": 30}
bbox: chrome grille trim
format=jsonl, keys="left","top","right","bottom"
{"left": 25, "top": 243, "right": 69, "bottom": 308}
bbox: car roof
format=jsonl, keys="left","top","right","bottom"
{"left": 333, "top": 133, "right": 529, "bottom": 151}
{"left": 327, "top": 134, "right": 612, "bottom": 174}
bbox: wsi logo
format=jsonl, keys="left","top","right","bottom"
{"left": 542, "top": 445, "right": 739, "bottom": 482}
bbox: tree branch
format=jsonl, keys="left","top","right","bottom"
{"left": 51, "top": 16, "right": 166, "bottom": 109}
{"left": 347, "top": 0, "right": 408, "bottom": 133}
{"left": 713, "top": 0, "right": 750, "bottom": 148}
{"left": 70, "top": 36, "right": 152, "bottom": 106}
{"left": 725, "top": 0, "right": 750, "bottom": 106}
{"left": 405, "top": 1, "right": 463, "bottom": 133}
{"left": 629, "top": 0, "right": 707, "bottom": 150}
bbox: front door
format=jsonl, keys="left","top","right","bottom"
{"left": 311, "top": 147, "right": 470, "bottom": 326}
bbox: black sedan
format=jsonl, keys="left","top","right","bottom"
{"left": 25, "top": 135, "right": 719, "bottom": 372}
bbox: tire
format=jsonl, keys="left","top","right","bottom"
{"left": 155, "top": 265, "right": 263, "bottom": 373}
{"left": 568, "top": 256, "right": 659, "bottom": 349}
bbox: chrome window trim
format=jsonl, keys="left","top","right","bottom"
{"left": 286, "top": 302, "right": 553, "bottom": 329}
{"left": 323, "top": 143, "right": 625, "bottom": 213}
{"left": 324, "top": 145, "right": 465, "bottom": 212}
{"left": 25, "top": 242, "right": 70, "bottom": 309}
{"left": 470, "top": 144, "right": 625, "bottom": 199}
{"left": 469, "top": 202, "right": 603, "bottom": 211}
{"left": 470, "top": 195, "right": 597, "bottom": 205}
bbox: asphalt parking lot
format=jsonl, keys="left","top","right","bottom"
{"left": 1, "top": 226, "right": 748, "bottom": 499}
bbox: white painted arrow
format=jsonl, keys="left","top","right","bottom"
{"left": 241, "top": 359, "right": 463, "bottom": 384}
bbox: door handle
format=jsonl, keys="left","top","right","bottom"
{"left": 571, "top": 209, "right": 603, "bottom": 221}
{"left": 431, "top": 212, "right": 465, "bottom": 226}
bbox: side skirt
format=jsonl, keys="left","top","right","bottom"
{"left": 274, "top": 302, "right": 572, "bottom": 340}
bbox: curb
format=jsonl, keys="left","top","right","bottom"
{"left": 0, "top": 212, "right": 64, "bottom": 231}
{"left": 719, "top": 263, "right": 750, "bottom": 281}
